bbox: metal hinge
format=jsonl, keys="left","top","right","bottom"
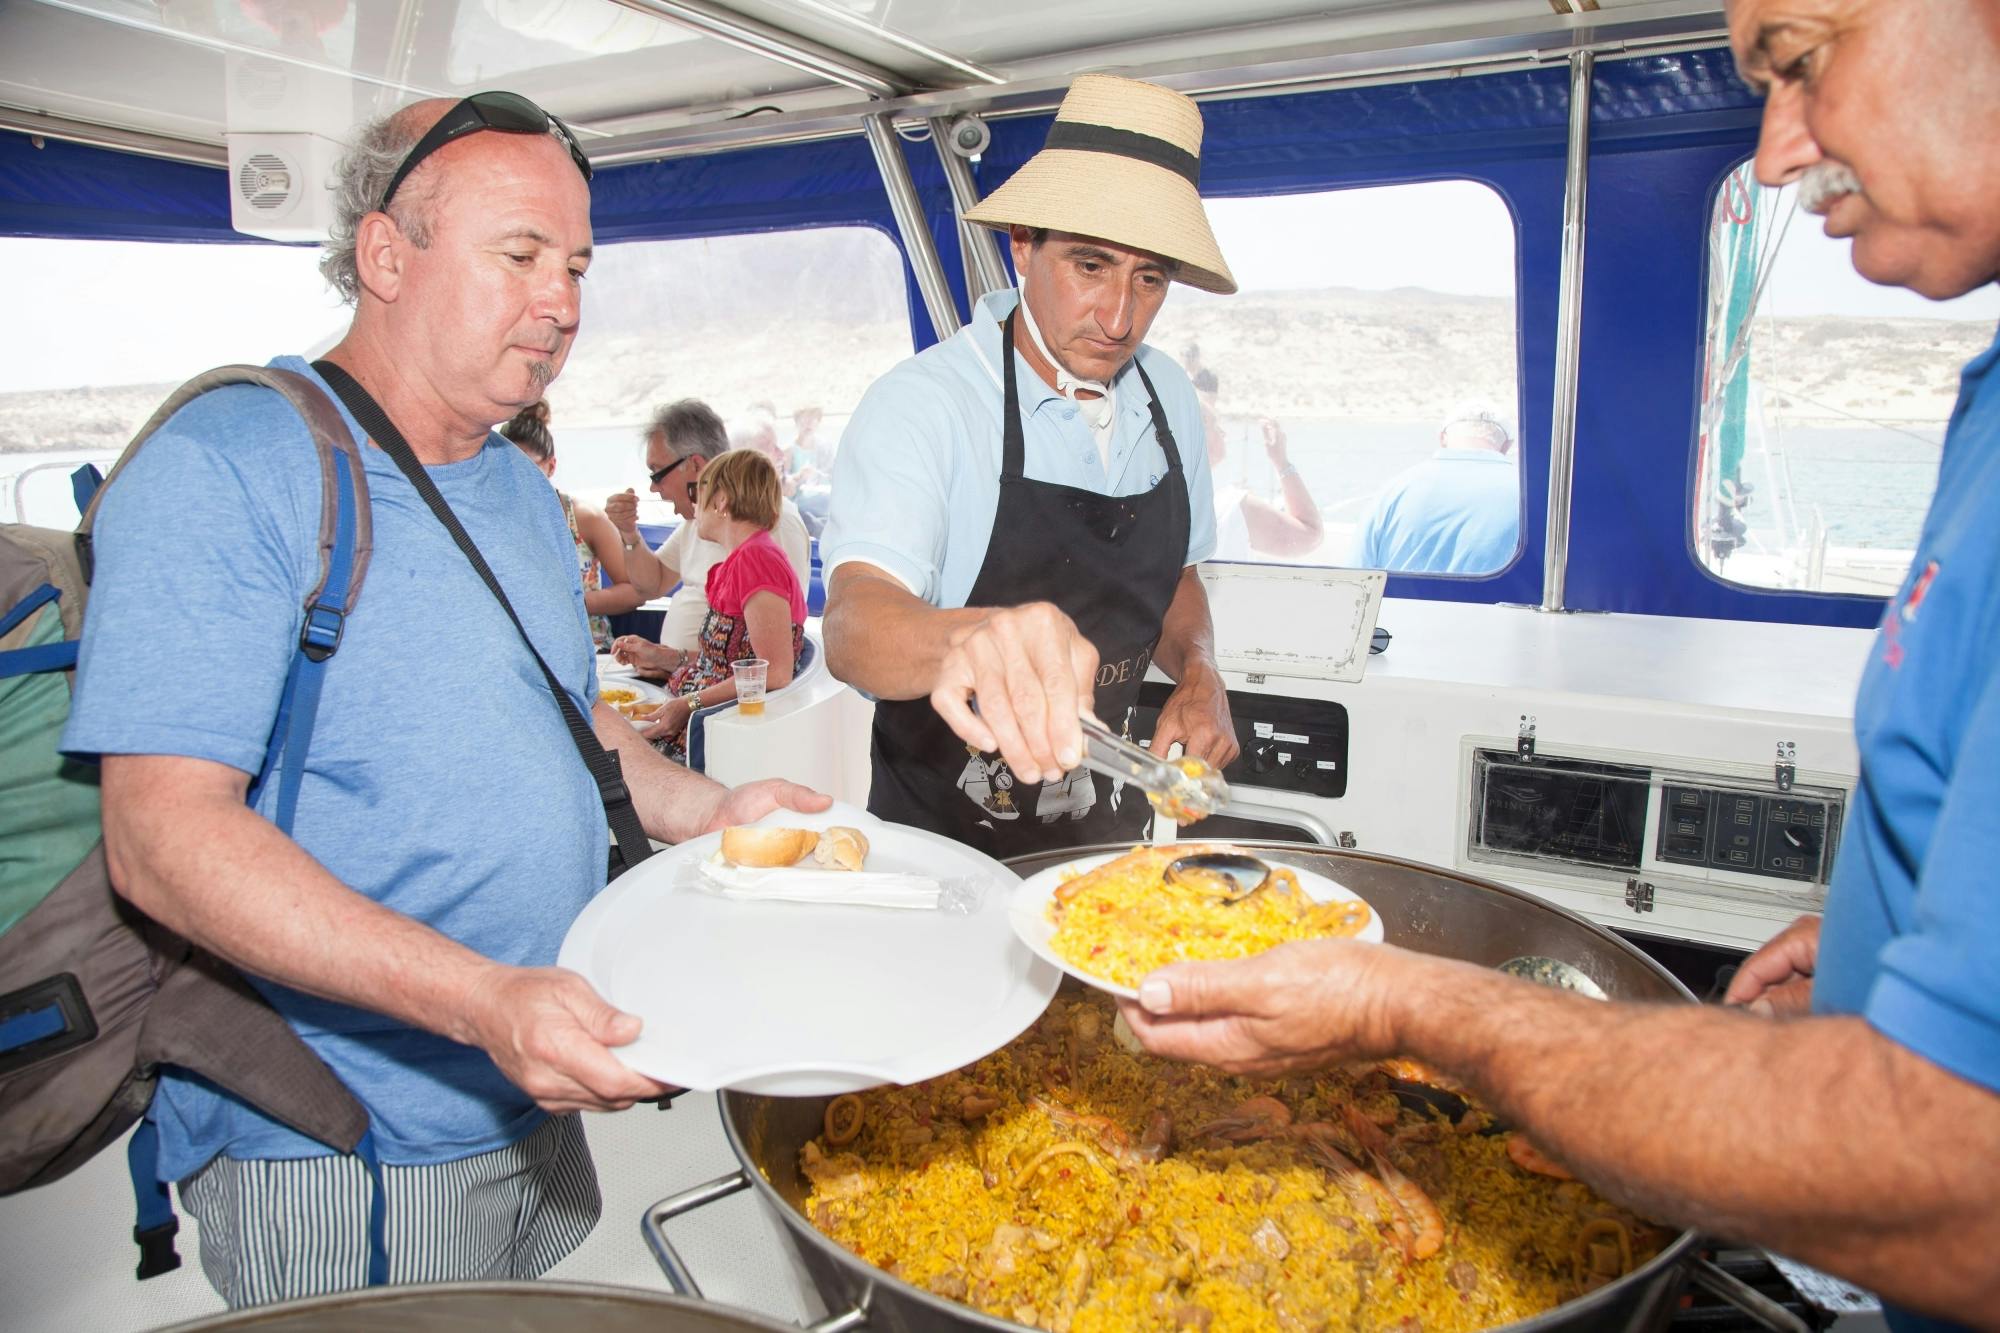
{"left": 1775, "top": 741, "right": 1796, "bottom": 793}
{"left": 1336, "top": 831, "right": 1357, "bottom": 849}
{"left": 1517, "top": 715, "right": 1537, "bottom": 759}
{"left": 1624, "top": 878, "right": 1655, "bottom": 914}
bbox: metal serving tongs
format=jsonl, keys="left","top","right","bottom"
{"left": 1077, "top": 713, "right": 1231, "bottom": 825}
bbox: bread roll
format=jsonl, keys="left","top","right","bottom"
{"left": 811, "top": 826, "right": 870, "bottom": 872}
{"left": 720, "top": 826, "right": 819, "bottom": 868}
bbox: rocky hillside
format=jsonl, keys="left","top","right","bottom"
{"left": 4, "top": 287, "right": 1989, "bottom": 454}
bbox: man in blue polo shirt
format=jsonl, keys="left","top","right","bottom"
{"left": 60, "top": 94, "right": 826, "bottom": 1305}
{"left": 821, "top": 75, "right": 1240, "bottom": 858}
{"left": 1348, "top": 405, "right": 1521, "bottom": 575}
{"left": 1113, "top": 2, "right": 2000, "bottom": 1327}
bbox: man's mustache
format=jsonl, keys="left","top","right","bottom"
{"left": 1799, "top": 161, "right": 1862, "bottom": 215}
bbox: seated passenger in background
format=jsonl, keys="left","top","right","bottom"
{"left": 502, "top": 401, "right": 643, "bottom": 650}
{"left": 787, "top": 404, "right": 835, "bottom": 537}
{"left": 789, "top": 405, "right": 832, "bottom": 488}
{"left": 639, "top": 448, "right": 808, "bottom": 758}
{"left": 732, "top": 407, "right": 791, "bottom": 492}
{"left": 1198, "top": 370, "right": 1324, "bottom": 561}
{"left": 1346, "top": 403, "right": 1520, "bottom": 575}
{"left": 605, "top": 399, "right": 810, "bottom": 673}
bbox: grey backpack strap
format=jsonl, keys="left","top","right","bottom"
{"left": 137, "top": 953, "right": 369, "bottom": 1154}
{"left": 76, "top": 365, "right": 373, "bottom": 617}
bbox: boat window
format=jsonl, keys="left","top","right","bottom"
{"left": 544, "top": 226, "right": 910, "bottom": 533}
{"left": 1145, "top": 180, "right": 1521, "bottom": 575}
{"left": 2, "top": 237, "right": 348, "bottom": 527}
{"left": 1694, "top": 160, "right": 2000, "bottom": 596}
{"left": 0, "top": 226, "right": 911, "bottom": 533}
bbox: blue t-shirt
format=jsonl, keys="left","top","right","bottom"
{"left": 1349, "top": 449, "right": 1521, "bottom": 575}
{"left": 820, "top": 289, "right": 1216, "bottom": 609}
{"left": 62, "top": 357, "right": 607, "bottom": 1176}
{"left": 1813, "top": 323, "right": 2000, "bottom": 1333}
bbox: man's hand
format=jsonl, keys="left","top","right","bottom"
{"left": 1118, "top": 939, "right": 1425, "bottom": 1076}
{"left": 931, "top": 602, "right": 1098, "bottom": 785}
{"left": 1259, "top": 417, "right": 1289, "bottom": 467}
{"left": 694, "top": 778, "right": 835, "bottom": 834}
{"left": 604, "top": 488, "right": 641, "bottom": 541}
{"left": 1723, "top": 913, "right": 1822, "bottom": 1018}
{"left": 459, "top": 965, "right": 672, "bottom": 1113}
{"left": 1149, "top": 663, "right": 1239, "bottom": 768}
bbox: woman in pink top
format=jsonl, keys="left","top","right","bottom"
{"left": 641, "top": 448, "right": 806, "bottom": 756}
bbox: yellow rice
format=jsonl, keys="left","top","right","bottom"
{"left": 797, "top": 992, "right": 1666, "bottom": 1332}
{"left": 1046, "top": 846, "right": 1374, "bottom": 990}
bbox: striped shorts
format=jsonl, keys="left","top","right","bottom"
{"left": 178, "top": 1113, "right": 600, "bottom": 1309}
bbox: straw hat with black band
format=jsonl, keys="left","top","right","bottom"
{"left": 964, "top": 74, "right": 1238, "bottom": 297}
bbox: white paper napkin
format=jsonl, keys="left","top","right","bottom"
{"left": 697, "top": 858, "right": 944, "bottom": 910}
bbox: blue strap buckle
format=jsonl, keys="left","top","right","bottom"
{"left": 299, "top": 602, "right": 346, "bottom": 662}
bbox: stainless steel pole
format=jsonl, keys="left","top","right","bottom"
{"left": 1541, "top": 49, "right": 1593, "bottom": 613}
{"left": 929, "top": 118, "right": 1012, "bottom": 304}
{"left": 863, "top": 114, "right": 963, "bottom": 339}
{"left": 606, "top": 0, "right": 910, "bottom": 98}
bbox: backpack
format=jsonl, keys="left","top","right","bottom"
{"left": 0, "top": 366, "right": 382, "bottom": 1281}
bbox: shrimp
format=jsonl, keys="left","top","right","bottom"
{"left": 1507, "top": 1131, "right": 1576, "bottom": 1180}
{"left": 1295, "top": 1123, "right": 1419, "bottom": 1260}
{"left": 1031, "top": 1095, "right": 1155, "bottom": 1169}
{"left": 1342, "top": 1106, "right": 1444, "bottom": 1260}
{"left": 1193, "top": 1094, "right": 1294, "bottom": 1143}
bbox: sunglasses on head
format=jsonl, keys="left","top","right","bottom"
{"left": 378, "top": 91, "right": 592, "bottom": 213}
{"left": 649, "top": 454, "right": 695, "bottom": 486}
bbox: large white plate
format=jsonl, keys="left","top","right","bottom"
{"left": 596, "top": 677, "right": 667, "bottom": 726}
{"left": 559, "top": 802, "right": 1059, "bottom": 1094}
{"left": 1009, "top": 846, "right": 1384, "bottom": 999}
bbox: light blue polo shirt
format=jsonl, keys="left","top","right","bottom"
{"left": 62, "top": 357, "right": 605, "bottom": 1177}
{"left": 1812, "top": 323, "right": 2000, "bottom": 1333}
{"left": 821, "top": 289, "right": 1216, "bottom": 608}
{"left": 1349, "top": 448, "right": 1521, "bottom": 576}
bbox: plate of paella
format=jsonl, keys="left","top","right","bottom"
{"left": 1010, "top": 844, "right": 1383, "bottom": 997}
{"left": 598, "top": 677, "right": 668, "bottom": 725}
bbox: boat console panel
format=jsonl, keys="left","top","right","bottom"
{"left": 1135, "top": 683, "right": 1348, "bottom": 799}
{"left": 1465, "top": 747, "right": 1846, "bottom": 908}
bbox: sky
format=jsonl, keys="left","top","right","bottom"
{"left": 5, "top": 174, "right": 1995, "bottom": 394}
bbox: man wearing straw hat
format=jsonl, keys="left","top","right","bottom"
{"left": 821, "top": 74, "right": 1240, "bottom": 856}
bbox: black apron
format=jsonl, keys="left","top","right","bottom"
{"left": 868, "top": 309, "right": 1191, "bottom": 859}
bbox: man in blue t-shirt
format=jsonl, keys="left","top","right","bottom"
{"left": 1347, "top": 405, "right": 1521, "bottom": 575}
{"left": 1108, "top": 3, "right": 2000, "bottom": 1327}
{"left": 62, "top": 95, "right": 826, "bottom": 1306}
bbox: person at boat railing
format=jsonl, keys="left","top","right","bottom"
{"left": 502, "top": 398, "right": 645, "bottom": 651}
{"left": 1124, "top": 3, "right": 2000, "bottom": 1328}
{"left": 821, "top": 74, "right": 1241, "bottom": 858}
{"left": 606, "top": 397, "right": 811, "bottom": 677}
{"left": 1343, "top": 401, "right": 1520, "bottom": 576}
{"left": 61, "top": 90, "right": 828, "bottom": 1307}
{"left": 1195, "top": 367, "right": 1325, "bottom": 563}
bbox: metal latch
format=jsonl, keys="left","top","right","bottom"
{"left": 1336, "top": 831, "right": 1357, "bottom": 849}
{"left": 1775, "top": 741, "right": 1796, "bottom": 793}
{"left": 1624, "top": 878, "right": 1655, "bottom": 914}
{"left": 1517, "top": 714, "right": 1537, "bottom": 759}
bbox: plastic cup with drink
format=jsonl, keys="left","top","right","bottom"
{"left": 732, "top": 658, "right": 769, "bottom": 717}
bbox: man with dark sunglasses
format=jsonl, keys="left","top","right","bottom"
{"left": 64, "top": 94, "right": 828, "bottom": 1305}
{"left": 604, "top": 398, "right": 810, "bottom": 673}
